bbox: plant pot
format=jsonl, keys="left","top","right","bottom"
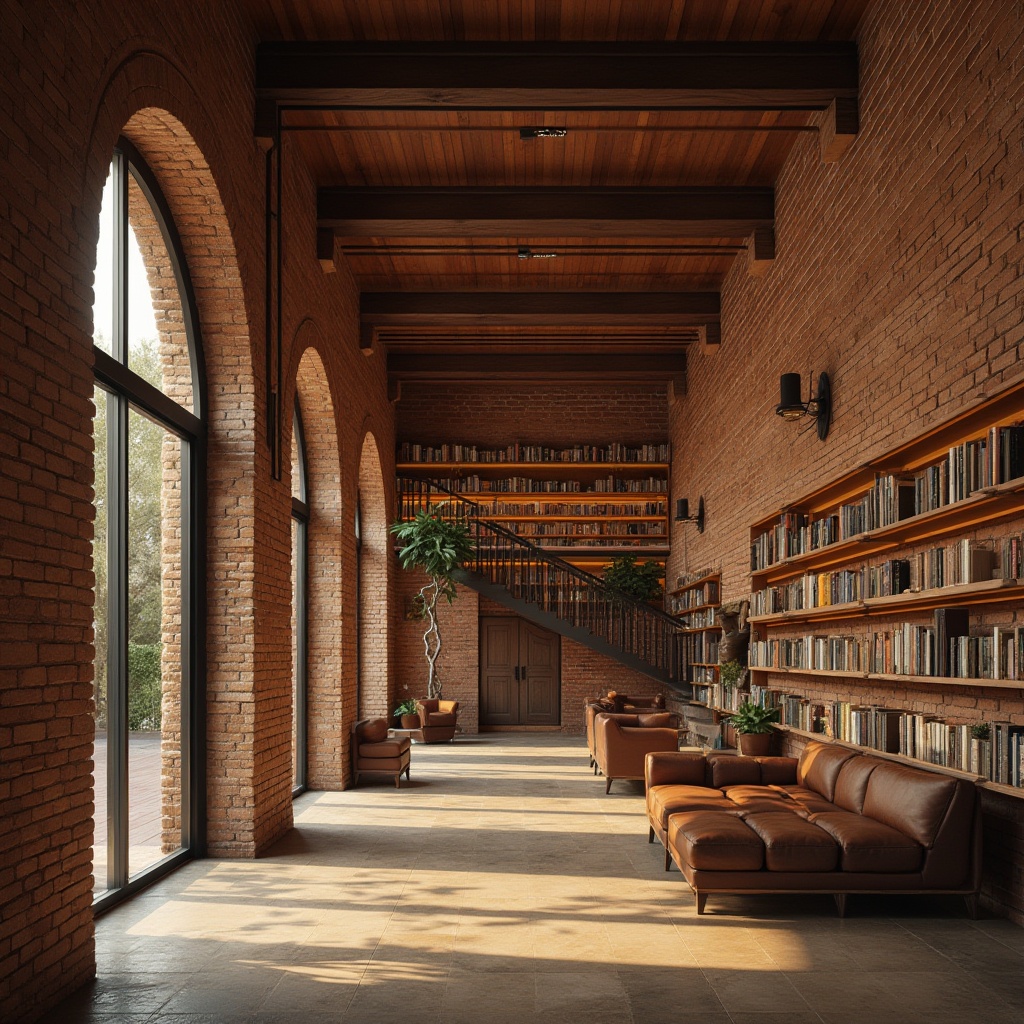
{"left": 737, "top": 732, "right": 772, "bottom": 757}
{"left": 400, "top": 714, "right": 421, "bottom": 729}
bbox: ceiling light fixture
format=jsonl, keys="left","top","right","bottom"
{"left": 519, "top": 127, "right": 568, "bottom": 139}
{"left": 517, "top": 247, "right": 558, "bottom": 260}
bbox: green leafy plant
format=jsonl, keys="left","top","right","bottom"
{"left": 729, "top": 700, "right": 780, "bottom": 735}
{"left": 719, "top": 659, "right": 743, "bottom": 689}
{"left": 970, "top": 723, "right": 991, "bottom": 741}
{"left": 394, "top": 698, "right": 419, "bottom": 719}
{"left": 391, "top": 507, "right": 475, "bottom": 699}
{"left": 603, "top": 555, "right": 663, "bottom": 603}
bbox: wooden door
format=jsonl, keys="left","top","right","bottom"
{"left": 480, "top": 618, "right": 560, "bottom": 727}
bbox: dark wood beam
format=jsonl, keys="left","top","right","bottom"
{"left": 820, "top": 96, "right": 860, "bottom": 162}
{"left": 362, "top": 292, "right": 719, "bottom": 329}
{"left": 388, "top": 352, "right": 686, "bottom": 382}
{"left": 257, "top": 41, "right": 857, "bottom": 111}
{"left": 323, "top": 187, "right": 772, "bottom": 238}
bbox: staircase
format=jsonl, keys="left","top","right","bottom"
{"left": 398, "top": 480, "right": 691, "bottom": 687}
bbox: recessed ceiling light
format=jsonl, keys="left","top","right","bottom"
{"left": 519, "top": 127, "right": 568, "bottom": 140}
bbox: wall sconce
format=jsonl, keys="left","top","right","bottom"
{"left": 776, "top": 372, "right": 831, "bottom": 441}
{"left": 675, "top": 497, "right": 705, "bottom": 533}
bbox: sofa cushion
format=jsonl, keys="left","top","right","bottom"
{"left": 809, "top": 811, "right": 923, "bottom": 873}
{"left": 710, "top": 756, "right": 762, "bottom": 788}
{"left": 722, "top": 785, "right": 796, "bottom": 814}
{"left": 773, "top": 785, "right": 837, "bottom": 816}
{"left": 645, "top": 751, "right": 706, "bottom": 788}
{"left": 668, "top": 811, "right": 764, "bottom": 871}
{"left": 862, "top": 761, "right": 958, "bottom": 848}
{"left": 423, "top": 712, "right": 457, "bottom": 726}
{"left": 648, "top": 785, "right": 734, "bottom": 830}
{"left": 797, "top": 741, "right": 861, "bottom": 800}
{"left": 743, "top": 812, "right": 839, "bottom": 872}
{"left": 754, "top": 756, "right": 799, "bottom": 785}
{"left": 360, "top": 737, "right": 410, "bottom": 759}
{"left": 833, "top": 755, "right": 881, "bottom": 814}
{"left": 357, "top": 718, "right": 389, "bottom": 743}
{"left": 638, "top": 712, "right": 675, "bottom": 728}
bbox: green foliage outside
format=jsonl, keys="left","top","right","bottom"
{"left": 128, "top": 643, "right": 163, "bottom": 730}
{"left": 603, "top": 555, "right": 664, "bottom": 603}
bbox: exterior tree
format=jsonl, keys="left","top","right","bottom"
{"left": 390, "top": 507, "right": 474, "bottom": 699}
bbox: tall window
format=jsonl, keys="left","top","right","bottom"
{"left": 291, "top": 402, "right": 309, "bottom": 793}
{"left": 92, "top": 139, "right": 204, "bottom": 909}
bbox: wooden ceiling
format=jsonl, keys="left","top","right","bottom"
{"left": 245, "top": 1, "right": 869, "bottom": 381}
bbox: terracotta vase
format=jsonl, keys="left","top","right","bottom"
{"left": 400, "top": 714, "right": 421, "bottom": 729}
{"left": 737, "top": 732, "right": 772, "bottom": 757}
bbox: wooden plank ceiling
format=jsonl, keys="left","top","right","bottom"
{"left": 245, "top": 0, "right": 869, "bottom": 381}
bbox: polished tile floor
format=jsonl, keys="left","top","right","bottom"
{"left": 43, "top": 734, "right": 1024, "bottom": 1024}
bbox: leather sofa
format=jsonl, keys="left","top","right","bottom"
{"left": 645, "top": 739, "right": 981, "bottom": 916}
{"left": 352, "top": 717, "right": 411, "bottom": 788}
{"left": 585, "top": 695, "right": 665, "bottom": 768}
{"left": 415, "top": 698, "right": 459, "bottom": 743}
{"left": 594, "top": 711, "right": 681, "bottom": 793}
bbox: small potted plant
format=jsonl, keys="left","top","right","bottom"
{"left": 719, "top": 660, "right": 743, "bottom": 690}
{"left": 394, "top": 698, "right": 421, "bottom": 730}
{"left": 729, "top": 700, "right": 780, "bottom": 756}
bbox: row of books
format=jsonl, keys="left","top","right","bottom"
{"left": 675, "top": 607, "right": 719, "bottom": 629}
{"left": 669, "top": 579, "right": 720, "bottom": 613}
{"left": 691, "top": 682, "right": 746, "bottom": 712}
{"left": 690, "top": 665, "right": 719, "bottom": 685}
{"left": 673, "top": 567, "right": 720, "bottom": 590}
{"left": 681, "top": 633, "right": 719, "bottom": 666}
{"left": 749, "top": 558, "right": 912, "bottom": 616}
{"left": 398, "top": 442, "right": 671, "bottom": 463}
{"left": 485, "top": 501, "right": 666, "bottom": 516}
{"left": 402, "top": 476, "right": 669, "bottom": 495}
{"left": 507, "top": 522, "right": 666, "bottom": 537}
{"left": 751, "top": 613, "right": 1024, "bottom": 682}
{"left": 747, "top": 685, "right": 1024, "bottom": 786}
{"left": 750, "top": 427, "right": 1024, "bottom": 571}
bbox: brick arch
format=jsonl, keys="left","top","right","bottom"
{"left": 83, "top": 55, "right": 272, "bottom": 854}
{"left": 357, "top": 430, "right": 391, "bottom": 720}
{"left": 293, "top": 337, "right": 346, "bottom": 789}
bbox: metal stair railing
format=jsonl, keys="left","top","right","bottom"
{"left": 398, "top": 477, "right": 687, "bottom": 684}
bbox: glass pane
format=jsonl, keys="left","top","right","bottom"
{"left": 93, "top": 173, "right": 114, "bottom": 355}
{"left": 127, "top": 175, "right": 193, "bottom": 412}
{"left": 92, "top": 386, "right": 110, "bottom": 896}
{"left": 291, "top": 407, "right": 306, "bottom": 502}
{"left": 127, "top": 408, "right": 183, "bottom": 878}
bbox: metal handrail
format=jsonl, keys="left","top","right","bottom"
{"left": 397, "top": 477, "right": 687, "bottom": 682}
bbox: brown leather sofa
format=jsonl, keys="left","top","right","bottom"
{"left": 594, "top": 711, "right": 681, "bottom": 793}
{"left": 645, "top": 739, "right": 981, "bottom": 916}
{"left": 352, "top": 717, "right": 411, "bottom": 787}
{"left": 415, "top": 698, "right": 459, "bottom": 743}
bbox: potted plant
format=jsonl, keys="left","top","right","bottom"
{"left": 729, "top": 700, "right": 780, "bottom": 756}
{"left": 603, "top": 555, "right": 664, "bottom": 603}
{"left": 390, "top": 506, "right": 475, "bottom": 700}
{"left": 719, "top": 659, "right": 743, "bottom": 690}
{"left": 394, "top": 698, "right": 421, "bottom": 730}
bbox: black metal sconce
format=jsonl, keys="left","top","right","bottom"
{"left": 776, "top": 372, "right": 831, "bottom": 441}
{"left": 675, "top": 497, "right": 705, "bottom": 533}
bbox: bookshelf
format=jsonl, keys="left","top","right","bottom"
{"left": 667, "top": 570, "right": 721, "bottom": 687}
{"left": 397, "top": 442, "right": 670, "bottom": 569}
{"left": 745, "top": 378, "right": 1024, "bottom": 795}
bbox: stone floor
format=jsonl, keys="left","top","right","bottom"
{"left": 42, "top": 734, "right": 1024, "bottom": 1024}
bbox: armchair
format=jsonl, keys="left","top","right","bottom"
{"left": 352, "top": 717, "right": 411, "bottom": 788}
{"left": 594, "top": 711, "right": 680, "bottom": 793}
{"left": 415, "top": 698, "right": 459, "bottom": 743}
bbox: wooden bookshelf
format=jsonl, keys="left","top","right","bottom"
{"left": 747, "top": 376, "right": 1024, "bottom": 793}
{"left": 397, "top": 444, "right": 669, "bottom": 569}
{"left": 668, "top": 571, "right": 721, "bottom": 687}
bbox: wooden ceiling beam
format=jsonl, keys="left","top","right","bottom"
{"left": 388, "top": 352, "right": 687, "bottom": 382}
{"left": 322, "top": 187, "right": 772, "bottom": 238}
{"left": 257, "top": 41, "right": 857, "bottom": 110}
{"left": 361, "top": 291, "right": 720, "bottom": 329}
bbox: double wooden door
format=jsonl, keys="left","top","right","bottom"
{"left": 480, "top": 618, "right": 560, "bottom": 727}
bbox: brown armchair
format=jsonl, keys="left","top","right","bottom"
{"left": 352, "top": 717, "right": 411, "bottom": 787}
{"left": 594, "top": 711, "right": 680, "bottom": 793}
{"left": 415, "top": 698, "right": 459, "bottom": 743}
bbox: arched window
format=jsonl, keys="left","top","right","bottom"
{"left": 91, "top": 138, "right": 205, "bottom": 910}
{"left": 291, "top": 401, "right": 309, "bottom": 793}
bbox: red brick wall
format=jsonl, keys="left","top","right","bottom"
{"left": 669, "top": 0, "right": 1024, "bottom": 923}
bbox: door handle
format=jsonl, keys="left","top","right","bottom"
{"left": 521, "top": 665, "right": 527, "bottom": 680}
{"left": 514, "top": 666, "right": 519, "bottom": 681}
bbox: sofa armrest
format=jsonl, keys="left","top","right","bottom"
{"left": 645, "top": 750, "right": 707, "bottom": 788}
